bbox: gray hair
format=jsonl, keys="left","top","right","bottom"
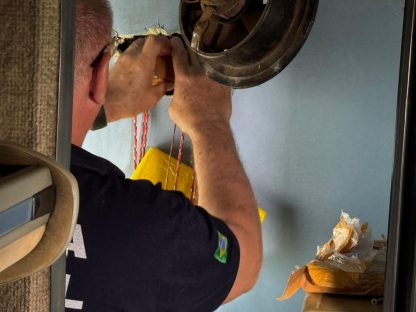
{"left": 75, "top": 0, "right": 113, "bottom": 80}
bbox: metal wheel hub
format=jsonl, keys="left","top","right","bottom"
{"left": 179, "top": 0, "right": 319, "bottom": 88}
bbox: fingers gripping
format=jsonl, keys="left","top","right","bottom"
{"left": 125, "top": 37, "right": 145, "bottom": 55}
{"left": 171, "top": 37, "right": 190, "bottom": 77}
{"left": 143, "top": 35, "right": 172, "bottom": 56}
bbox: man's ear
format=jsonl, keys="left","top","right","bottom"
{"left": 89, "top": 49, "right": 112, "bottom": 105}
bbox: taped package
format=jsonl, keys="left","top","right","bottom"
{"left": 278, "top": 212, "right": 386, "bottom": 301}
{"left": 131, "top": 147, "right": 267, "bottom": 223}
{"left": 303, "top": 293, "right": 383, "bottom": 312}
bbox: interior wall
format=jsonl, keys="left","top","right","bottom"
{"left": 83, "top": 0, "right": 404, "bottom": 311}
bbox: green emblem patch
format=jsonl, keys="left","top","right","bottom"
{"left": 214, "top": 231, "right": 228, "bottom": 264}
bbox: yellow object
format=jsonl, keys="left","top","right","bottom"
{"left": 131, "top": 147, "right": 194, "bottom": 198}
{"left": 131, "top": 147, "right": 266, "bottom": 223}
{"left": 258, "top": 207, "right": 267, "bottom": 223}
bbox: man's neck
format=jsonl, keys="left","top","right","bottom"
{"left": 72, "top": 94, "right": 101, "bottom": 147}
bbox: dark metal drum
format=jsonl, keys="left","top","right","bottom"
{"left": 179, "top": 0, "right": 319, "bottom": 88}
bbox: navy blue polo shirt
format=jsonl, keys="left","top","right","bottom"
{"left": 65, "top": 145, "right": 239, "bottom": 312}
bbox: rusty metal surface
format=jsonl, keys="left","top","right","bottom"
{"left": 180, "top": 0, "right": 319, "bottom": 88}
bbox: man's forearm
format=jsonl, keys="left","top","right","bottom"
{"left": 190, "top": 122, "right": 262, "bottom": 300}
{"left": 191, "top": 123, "right": 257, "bottom": 224}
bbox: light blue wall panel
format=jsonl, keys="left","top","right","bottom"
{"left": 83, "top": 0, "right": 404, "bottom": 310}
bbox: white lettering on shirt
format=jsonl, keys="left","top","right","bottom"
{"left": 65, "top": 274, "right": 84, "bottom": 310}
{"left": 65, "top": 224, "right": 87, "bottom": 309}
{"left": 67, "top": 224, "right": 87, "bottom": 259}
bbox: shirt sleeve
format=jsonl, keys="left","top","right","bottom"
{"left": 67, "top": 161, "right": 240, "bottom": 312}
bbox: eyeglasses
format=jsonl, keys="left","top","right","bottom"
{"left": 90, "top": 29, "right": 121, "bottom": 67}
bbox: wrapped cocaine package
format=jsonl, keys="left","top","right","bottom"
{"left": 278, "top": 212, "right": 386, "bottom": 301}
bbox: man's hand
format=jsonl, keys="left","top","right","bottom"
{"left": 168, "top": 37, "right": 232, "bottom": 137}
{"left": 105, "top": 35, "right": 173, "bottom": 123}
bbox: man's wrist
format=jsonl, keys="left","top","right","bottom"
{"left": 188, "top": 122, "right": 234, "bottom": 148}
{"left": 189, "top": 121, "right": 231, "bottom": 136}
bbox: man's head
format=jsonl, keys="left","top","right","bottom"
{"left": 75, "top": 0, "right": 113, "bottom": 81}
{"left": 72, "top": 0, "right": 113, "bottom": 146}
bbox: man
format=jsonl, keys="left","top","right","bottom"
{"left": 66, "top": 0, "right": 262, "bottom": 311}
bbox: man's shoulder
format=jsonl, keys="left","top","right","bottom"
{"left": 70, "top": 144, "right": 125, "bottom": 179}
{"left": 69, "top": 144, "right": 159, "bottom": 214}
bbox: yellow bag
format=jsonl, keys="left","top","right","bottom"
{"left": 131, "top": 147, "right": 266, "bottom": 223}
{"left": 131, "top": 147, "right": 194, "bottom": 198}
